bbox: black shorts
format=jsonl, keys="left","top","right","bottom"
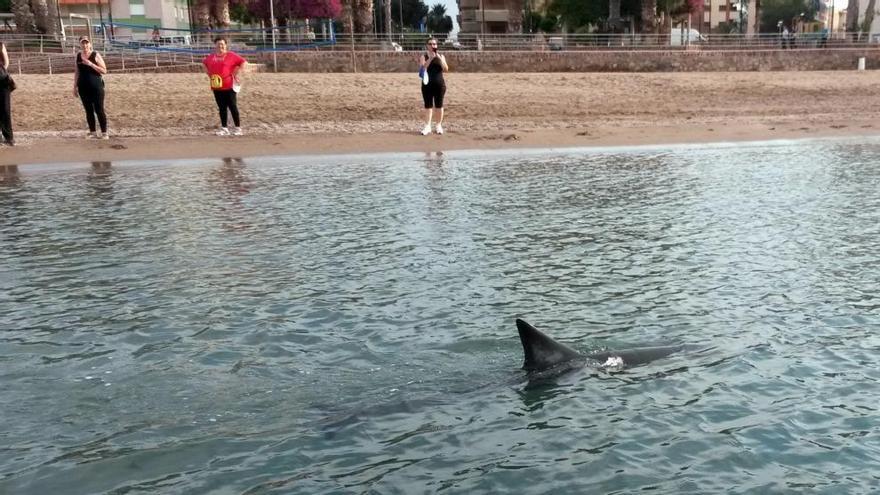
{"left": 421, "top": 83, "right": 446, "bottom": 109}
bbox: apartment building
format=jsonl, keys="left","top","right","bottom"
{"left": 457, "top": 0, "right": 523, "bottom": 34}
{"left": 59, "top": 0, "right": 191, "bottom": 40}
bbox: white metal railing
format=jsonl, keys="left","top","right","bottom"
{"left": 4, "top": 30, "right": 879, "bottom": 73}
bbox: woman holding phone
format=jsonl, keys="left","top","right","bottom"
{"left": 73, "top": 36, "right": 109, "bottom": 139}
{"left": 418, "top": 37, "right": 448, "bottom": 135}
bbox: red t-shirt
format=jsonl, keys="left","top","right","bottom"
{"left": 203, "top": 51, "right": 246, "bottom": 91}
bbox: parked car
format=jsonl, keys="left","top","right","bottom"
{"left": 670, "top": 28, "right": 706, "bottom": 46}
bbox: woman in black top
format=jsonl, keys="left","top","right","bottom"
{"left": 418, "top": 37, "right": 448, "bottom": 135}
{"left": 73, "top": 36, "right": 109, "bottom": 139}
{"left": 0, "top": 42, "right": 13, "bottom": 146}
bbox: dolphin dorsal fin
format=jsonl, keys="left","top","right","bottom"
{"left": 516, "top": 319, "right": 583, "bottom": 371}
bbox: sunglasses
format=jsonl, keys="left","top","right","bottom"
{"left": 80, "top": 40, "right": 90, "bottom": 44}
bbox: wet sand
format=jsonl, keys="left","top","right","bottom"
{"left": 3, "top": 71, "right": 879, "bottom": 165}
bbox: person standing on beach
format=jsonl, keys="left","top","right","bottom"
{"left": 0, "top": 42, "right": 14, "bottom": 146}
{"left": 203, "top": 37, "right": 247, "bottom": 136}
{"left": 418, "top": 37, "right": 448, "bottom": 135}
{"left": 73, "top": 36, "right": 109, "bottom": 139}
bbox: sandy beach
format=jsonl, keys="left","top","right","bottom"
{"left": 2, "top": 71, "right": 880, "bottom": 165}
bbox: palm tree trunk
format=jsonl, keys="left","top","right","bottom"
{"left": 641, "top": 0, "right": 657, "bottom": 34}
{"left": 862, "top": 0, "right": 876, "bottom": 34}
{"left": 30, "top": 0, "right": 52, "bottom": 34}
{"left": 211, "top": 0, "right": 231, "bottom": 28}
{"left": 846, "top": 0, "right": 860, "bottom": 36}
{"left": 12, "top": 0, "right": 37, "bottom": 34}
{"left": 194, "top": 0, "right": 211, "bottom": 29}
{"left": 384, "top": 0, "right": 392, "bottom": 38}
{"left": 353, "top": 0, "right": 373, "bottom": 33}
{"left": 609, "top": 0, "right": 621, "bottom": 21}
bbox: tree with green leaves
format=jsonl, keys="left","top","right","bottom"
{"left": 426, "top": 3, "right": 451, "bottom": 34}
{"left": 546, "top": 0, "right": 605, "bottom": 32}
{"left": 758, "top": 0, "right": 816, "bottom": 32}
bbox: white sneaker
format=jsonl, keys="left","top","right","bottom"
{"left": 435, "top": 124, "right": 444, "bottom": 135}
{"left": 216, "top": 127, "right": 230, "bottom": 136}
{"left": 232, "top": 127, "right": 243, "bottom": 136}
{"left": 420, "top": 124, "right": 432, "bottom": 136}
{"left": 100, "top": 132, "right": 110, "bottom": 140}
{"left": 86, "top": 132, "right": 98, "bottom": 139}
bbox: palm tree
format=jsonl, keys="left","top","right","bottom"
{"left": 427, "top": 3, "right": 452, "bottom": 34}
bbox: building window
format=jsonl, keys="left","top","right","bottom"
{"left": 130, "top": 4, "right": 145, "bottom": 16}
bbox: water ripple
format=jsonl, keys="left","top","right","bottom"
{"left": 2, "top": 140, "right": 880, "bottom": 493}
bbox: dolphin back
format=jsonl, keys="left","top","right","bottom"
{"left": 586, "top": 345, "right": 685, "bottom": 367}
{"left": 516, "top": 319, "right": 583, "bottom": 371}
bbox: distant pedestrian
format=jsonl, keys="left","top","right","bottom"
{"left": 0, "top": 42, "right": 15, "bottom": 146}
{"left": 203, "top": 37, "right": 247, "bottom": 136}
{"left": 73, "top": 36, "right": 109, "bottom": 139}
{"left": 418, "top": 37, "right": 448, "bottom": 135}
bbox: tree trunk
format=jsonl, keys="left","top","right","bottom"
{"left": 212, "top": 0, "right": 231, "bottom": 28}
{"left": 641, "top": 0, "right": 657, "bottom": 34}
{"left": 352, "top": 0, "right": 373, "bottom": 33}
{"left": 30, "top": 0, "right": 51, "bottom": 34}
{"left": 12, "top": 0, "right": 37, "bottom": 34}
{"left": 609, "top": 0, "right": 621, "bottom": 22}
{"left": 39, "top": 0, "right": 60, "bottom": 36}
{"left": 861, "top": 0, "right": 876, "bottom": 34}
{"left": 384, "top": 0, "right": 392, "bottom": 38}
{"left": 846, "top": 0, "right": 860, "bottom": 35}
{"left": 192, "top": 0, "right": 211, "bottom": 29}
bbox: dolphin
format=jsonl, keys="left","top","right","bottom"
{"left": 516, "top": 318, "right": 686, "bottom": 377}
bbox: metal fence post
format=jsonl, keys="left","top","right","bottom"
{"left": 17, "top": 59, "right": 21, "bottom": 75}
{"left": 122, "top": 51, "right": 125, "bottom": 70}
{"left": 40, "top": 35, "right": 43, "bottom": 53}
{"left": 155, "top": 52, "right": 159, "bottom": 67}
{"left": 48, "top": 56, "right": 52, "bottom": 75}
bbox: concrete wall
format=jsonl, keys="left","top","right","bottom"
{"left": 262, "top": 48, "right": 880, "bottom": 72}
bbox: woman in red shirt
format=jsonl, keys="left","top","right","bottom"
{"left": 203, "top": 37, "right": 247, "bottom": 136}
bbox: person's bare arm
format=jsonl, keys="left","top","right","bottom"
{"left": 90, "top": 52, "right": 108, "bottom": 74}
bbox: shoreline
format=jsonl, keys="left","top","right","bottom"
{"left": 3, "top": 121, "right": 879, "bottom": 167}
{"left": 2, "top": 71, "right": 880, "bottom": 166}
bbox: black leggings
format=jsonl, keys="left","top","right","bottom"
{"left": 421, "top": 83, "right": 446, "bottom": 109}
{"left": 79, "top": 86, "right": 107, "bottom": 133}
{"left": 0, "top": 87, "right": 12, "bottom": 143}
{"left": 213, "top": 89, "right": 240, "bottom": 128}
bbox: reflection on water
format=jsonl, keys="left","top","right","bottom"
{"left": 2, "top": 140, "right": 880, "bottom": 494}
{"left": 0, "top": 164, "right": 19, "bottom": 186}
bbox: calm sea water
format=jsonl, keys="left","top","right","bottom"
{"left": 2, "top": 140, "right": 880, "bottom": 494}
